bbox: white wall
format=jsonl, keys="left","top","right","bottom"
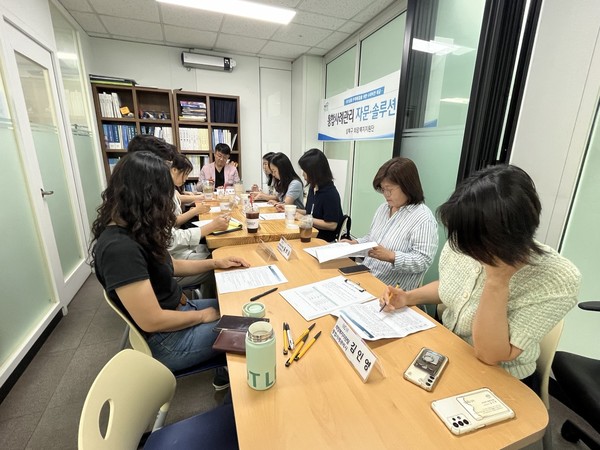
{"left": 86, "top": 38, "right": 294, "bottom": 188}
{"left": 0, "top": 0, "right": 55, "bottom": 47}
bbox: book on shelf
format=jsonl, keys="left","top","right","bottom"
{"left": 141, "top": 125, "right": 173, "bottom": 144}
{"left": 98, "top": 92, "right": 123, "bottom": 118}
{"left": 179, "top": 127, "right": 209, "bottom": 151}
{"left": 212, "top": 128, "right": 237, "bottom": 149}
{"left": 108, "top": 157, "right": 121, "bottom": 173}
{"left": 179, "top": 100, "right": 207, "bottom": 121}
{"left": 103, "top": 124, "right": 136, "bottom": 149}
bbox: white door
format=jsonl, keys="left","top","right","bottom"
{"left": 3, "top": 24, "right": 90, "bottom": 302}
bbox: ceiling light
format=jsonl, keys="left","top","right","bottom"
{"left": 156, "top": 0, "right": 296, "bottom": 25}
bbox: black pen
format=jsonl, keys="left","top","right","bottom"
{"left": 250, "top": 287, "right": 278, "bottom": 301}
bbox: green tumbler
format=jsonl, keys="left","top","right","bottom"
{"left": 246, "top": 321, "right": 276, "bottom": 390}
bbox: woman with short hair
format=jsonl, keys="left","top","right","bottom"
{"left": 381, "top": 164, "right": 581, "bottom": 387}
{"left": 347, "top": 157, "right": 438, "bottom": 290}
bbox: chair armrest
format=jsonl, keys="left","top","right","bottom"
{"left": 578, "top": 301, "right": 600, "bottom": 312}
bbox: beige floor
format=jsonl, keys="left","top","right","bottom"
{"left": 0, "top": 274, "right": 597, "bottom": 449}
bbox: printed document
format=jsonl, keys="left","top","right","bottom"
{"left": 338, "top": 300, "right": 435, "bottom": 341}
{"left": 304, "top": 241, "right": 377, "bottom": 263}
{"left": 259, "top": 212, "right": 285, "bottom": 220}
{"left": 280, "top": 275, "right": 375, "bottom": 320}
{"left": 216, "top": 265, "right": 288, "bottom": 294}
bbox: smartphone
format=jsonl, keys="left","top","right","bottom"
{"left": 431, "top": 388, "right": 515, "bottom": 435}
{"left": 403, "top": 347, "right": 448, "bottom": 391}
{"left": 338, "top": 264, "right": 371, "bottom": 275}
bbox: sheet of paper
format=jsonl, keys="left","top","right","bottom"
{"left": 215, "top": 265, "right": 288, "bottom": 294}
{"left": 280, "top": 275, "right": 375, "bottom": 321}
{"left": 338, "top": 300, "right": 435, "bottom": 341}
{"left": 255, "top": 202, "right": 274, "bottom": 209}
{"left": 259, "top": 212, "right": 285, "bottom": 220}
{"left": 209, "top": 206, "right": 221, "bottom": 213}
{"left": 191, "top": 219, "right": 212, "bottom": 228}
{"left": 304, "top": 241, "right": 377, "bottom": 263}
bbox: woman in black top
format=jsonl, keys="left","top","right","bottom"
{"left": 296, "top": 148, "right": 343, "bottom": 242}
{"left": 90, "top": 151, "right": 249, "bottom": 373}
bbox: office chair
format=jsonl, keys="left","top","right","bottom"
{"left": 336, "top": 214, "right": 352, "bottom": 241}
{"left": 79, "top": 349, "right": 239, "bottom": 450}
{"left": 552, "top": 301, "right": 600, "bottom": 449}
{"left": 104, "top": 291, "right": 226, "bottom": 378}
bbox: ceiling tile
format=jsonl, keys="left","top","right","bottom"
{"left": 298, "top": 0, "right": 366, "bottom": 20}
{"left": 159, "top": 5, "right": 223, "bottom": 31}
{"left": 100, "top": 16, "right": 163, "bottom": 41}
{"left": 164, "top": 25, "right": 217, "bottom": 48}
{"left": 221, "top": 16, "right": 280, "bottom": 40}
{"left": 353, "top": 0, "right": 397, "bottom": 23}
{"left": 260, "top": 41, "right": 309, "bottom": 59}
{"left": 271, "top": 23, "right": 332, "bottom": 47}
{"left": 292, "top": 11, "right": 346, "bottom": 30}
{"left": 88, "top": 0, "right": 159, "bottom": 22}
{"left": 254, "top": 0, "right": 301, "bottom": 7}
{"left": 337, "top": 20, "right": 362, "bottom": 34}
{"left": 70, "top": 11, "right": 108, "bottom": 34}
{"left": 57, "top": 0, "right": 93, "bottom": 13}
{"left": 215, "top": 33, "right": 267, "bottom": 55}
{"left": 316, "top": 31, "right": 350, "bottom": 50}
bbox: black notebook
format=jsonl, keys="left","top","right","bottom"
{"left": 212, "top": 315, "right": 269, "bottom": 333}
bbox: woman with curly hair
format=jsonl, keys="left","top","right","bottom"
{"left": 90, "top": 151, "right": 249, "bottom": 379}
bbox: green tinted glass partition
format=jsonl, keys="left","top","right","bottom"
{"left": 51, "top": 4, "right": 104, "bottom": 228}
{"left": 559, "top": 104, "right": 600, "bottom": 359}
{"left": 0, "top": 71, "right": 55, "bottom": 369}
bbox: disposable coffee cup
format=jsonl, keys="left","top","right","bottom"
{"left": 246, "top": 207, "right": 259, "bottom": 233}
{"left": 284, "top": 205, "right": 297, "bottom": 228}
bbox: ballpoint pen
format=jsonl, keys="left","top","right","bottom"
{"left": 296, "top": 331, "right": 321, "bottom": 361}
{"left": 250, "top": 287, "right": 278, "bottom": 301}
{"left": 285, "top": 335, "right": 308, "bottom": 367}
{"left": 286, "top": 323, "right": 295, "bottom": 351}
{"left": 379, "top": 284, "right": 399, "bottom": 312}
{"left": 282, "top": 322, "right": 288, "bottom": 355}
{"left": 294, "top": 323, "right": 316, "bottom": 347}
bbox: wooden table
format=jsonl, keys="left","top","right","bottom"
{"left": 213, "top": 240, "right": 548, "bottom": 450}
{"left": 199, "top": 202, "right": 317, "bottom": 250}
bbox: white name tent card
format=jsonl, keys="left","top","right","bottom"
{"left": 279, "top": 275, "right": 374, "bottom": 321}
{"left": 277, "top": 237, "right": 294, "bottom": 260}
{"left": 304, "top": 241, "right": 377, "bottom": 263}
{"left": 331, "top": 316, "right": 378, "bottom": 382}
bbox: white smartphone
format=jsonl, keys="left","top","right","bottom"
{"left": 404, "top": 347, "right": 448, "bottom": 391}
{"left": 431, "top": 388, "right": 515, "bottom": 435}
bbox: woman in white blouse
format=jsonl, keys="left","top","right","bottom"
{"left": 347, "top": 157, "right": 438, "bottom": 290}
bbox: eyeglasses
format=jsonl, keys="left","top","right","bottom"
{"left": 378, "top": 186, "right": 400, "bottom": 196}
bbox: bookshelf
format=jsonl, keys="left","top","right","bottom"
{"left": 173, "top": 91, "right": 241, "bottom": 181}
{"left": 91, "top": 83, "right": 241, "bottom": 182}
{"left": 91, "top": 83, "right": 174, "bottom": 178}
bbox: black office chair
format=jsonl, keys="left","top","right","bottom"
{"left": 336, "top": 214, "right": 352, "bottom": 241}
{"left": 552, "top": 301, "right": 600, "bottom": 449}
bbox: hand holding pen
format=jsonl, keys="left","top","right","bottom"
{"left": 379, "top": 284, "right": 408, "bottom": 312}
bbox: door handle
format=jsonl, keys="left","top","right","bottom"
{"left": 41, "top": 188, "right": 54, "bottom": 197}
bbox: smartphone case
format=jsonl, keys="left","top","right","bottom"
{"left": 338, "top": 264, "right": 370, "bottom": 275}
{"left": 431, "top": 388, "right": 515, "bottom": 435}
{"left": 404, "top": 347, "right": 448, "bottom": 391}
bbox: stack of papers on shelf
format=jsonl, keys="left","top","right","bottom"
{"left": 337, "top": 300, "right": 435, "bottom": 341}
{"left": 280, "top": 275, "right": 375, "bottom": 321}
{"left": 304, "top": 241, "right": 377, "bottom": 263}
